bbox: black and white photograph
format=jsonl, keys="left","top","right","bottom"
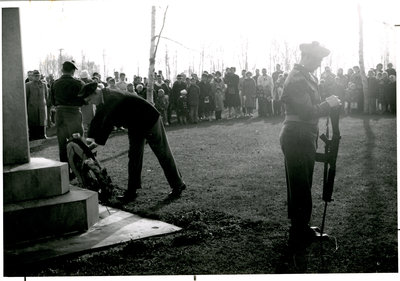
{"left": 1, "top": 0, "right": 399, "bottom": 279}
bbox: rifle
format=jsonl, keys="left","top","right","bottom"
{"left": 315, "top": 106, "right": 341, "bottom": 237}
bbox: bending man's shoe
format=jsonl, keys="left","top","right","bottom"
{"left": 168, "top": 184, "right": 186, "bottom": 198}
{"left": 117, "top": 190, "right": 138, "bottom": 203}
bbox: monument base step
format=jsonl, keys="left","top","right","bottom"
{"left": 4, "top": 186, "right": 99, "bottom": 245}
{"left": 3, "top": 157, "right": 69, "bottom": 203}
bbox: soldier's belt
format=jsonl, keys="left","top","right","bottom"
{"left": 284, "top": 115, "right": 319, "bottom": 125}
{"left": 56, "top": 105, "right": 81, "bottom": 112}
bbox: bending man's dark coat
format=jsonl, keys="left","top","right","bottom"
{"left": 87, "top": 90, "right": 160, "bottom": 145}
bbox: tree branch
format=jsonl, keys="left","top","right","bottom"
{"left": 154, "top": 35, "right": 200, "bottom": 53}
{"left": 153, "top": 6, "right": 168, "bottom": 58}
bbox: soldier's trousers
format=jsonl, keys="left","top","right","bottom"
{"left": 55, "top": 106, "right": 84, "bottom": 162}
{"left": 280, "top": 122, "right": 318, "bottom": 230}
{"left": 127, "top": 117, "right": 184, "bottom": 193}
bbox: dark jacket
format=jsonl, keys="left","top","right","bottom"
{"left": 154, "top": 82, "right": 170, "bottom": 96}
{"left": 136, "top": 88, "right": 147, "bottom": 100}
{"left": 176, "top": 95, "right": 189, "bottom": 114}
{"left": 88, "top": 89, "right": 160, "bottom": 145}
{"left": 281, "top": 64, "right": 330, "bottom": 124}
{"left": 187, "top": 84, "right": 200, "bottom": 106}
{"left": 367, "top": 76, "right": 379, "bottom": 98}
{"left": 171, "top": 81, "right": 187, "bottom": 107}
{"left": 198, "top": 81, "right": 214, "bottom": 111}
{"left": 50, "top": 74, "right": 85, "bottom": 106}
{"left": 224, "top": 73, "right": 240, "bottom": 95}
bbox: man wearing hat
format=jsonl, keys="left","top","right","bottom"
{"left": 25, "top": 70, "right": 48, "bottom": 140}
{"left": 79, "top": 84, "right": 186, "bottom": 202}
{"left": 170, "top": 74, "right": 187, "bottom": 124}
{"left": 50, "top": 60, "right": 86, "bottom": 165}
{"left": 279, "top": 42, "right": 341, "bottom": 259}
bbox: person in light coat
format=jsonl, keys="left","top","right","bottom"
{"left": 26, "top": 70, "right": 48, "bottom": 140}
{"left": 211, "top": 71, "right": 226, "bottom": 120}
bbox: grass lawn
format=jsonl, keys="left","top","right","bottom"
{"left": 18, "top": 113, "right": 397, "bottom": 275}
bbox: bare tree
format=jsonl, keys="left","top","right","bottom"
{"left": 165, "top": 45, "right": 171, "bottom": 80}
{"left": 238, "top": 37, "right": 249, "bottom": 71}
{"left": 199, "top": 46, "right": 205, "bottom": 74}
{"left": 147, "top": 6, "right": 168, "bottom": 104}
{"left": 39, "top": 52, "right": 73, "bottom": 78}
{"left": 358, "top": 3, "right": 369, "bottom": 113}
{"left": 78, "top": 51, "right": 100, "bottom": 75}
{"left": 39, "top": 53, "right": 58, "bottom": 77}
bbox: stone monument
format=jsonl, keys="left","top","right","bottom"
{"left": 2, "top": 8, "right": 98, "bottom": 245}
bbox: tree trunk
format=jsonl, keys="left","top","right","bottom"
{"left": 147, "top": 6, "right": 156, "bottom": 104}
{"left": 358, "top": 3, "right": 369, "bottom": 113}
{"left": 165, "top": 45, "right": 171, "bottom": 81}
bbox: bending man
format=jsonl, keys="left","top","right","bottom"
{"left": 81, "top": 84, "right": 186, "bottom": 202}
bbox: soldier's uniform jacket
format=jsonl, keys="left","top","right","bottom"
{"left": 50, "top": 74, "right": 85, "bottom": 106}
{"left": 281, "top": 64, "right": 330, "bottom": 125}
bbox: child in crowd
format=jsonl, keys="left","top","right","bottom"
{"left": 155, "top": 89, "right": 169, "bottom": 126}
{"left": 176, "top": 89, "right": 189, "bottom": 124}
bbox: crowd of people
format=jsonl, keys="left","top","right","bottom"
{"left": 24, "top": 61, "right": 396, "bottom": 141}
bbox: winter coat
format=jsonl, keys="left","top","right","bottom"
{"left": 187, "top": 84, "right": 200, "bottom": 106}
{"left": 242, "top": 77, "right": 257, "bottom": 108}
{"left": 211, "top": 78, "right": 226, "bottom": 111}
{"left": 171, "top": 81, "right": 187, "bottom": 107}
{"left": 367, "top": 77, "right": 379, "bottom": 98}
{"left": 199, "top": 81, "right": 215, "bottom": 112}
{"left": 26, "top": 81, "right": 47, "bottom": 126}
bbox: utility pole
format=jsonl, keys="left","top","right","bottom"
{"left": 58, "top": 48, "right": 63, "bottom": 77}
{"left": 102, "top": 49, "right": 106, "bottom": 79}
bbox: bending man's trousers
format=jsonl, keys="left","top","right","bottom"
{"left": 127, "top": 117, "right": 184, "bottom": 192}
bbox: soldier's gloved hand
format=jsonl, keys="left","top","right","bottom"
{"left": 326, "top": 95, "right": 341, "bottom": 107}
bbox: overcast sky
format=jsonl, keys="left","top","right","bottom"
{"left": 1, "top": 0, "right": 399, "bottom": 80}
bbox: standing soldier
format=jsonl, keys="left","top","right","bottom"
{"left": 279, "top": 42, "right": 341, "bottom": 266}
{"left": 50, "top": 60, "right": 86, "bottom": 169}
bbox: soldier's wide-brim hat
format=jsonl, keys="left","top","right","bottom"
{"left": 78, "top": 82, "right": 98, "bottom": 99}
{"left": 63, "top": 60, "right": 78, "bottom": 70}
{"left": 299, "top": 41, "right": 330, "bottom": 58}
{"left": 32, "top": 70, "right": 40, "bottom": 76}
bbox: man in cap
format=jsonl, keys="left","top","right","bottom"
{"left": 279, "top": 42, "right": 341, "bottom": 262}
{"left": 26, "top": 70, "right": 48, "bottom": 140}
{"left": 25, "top": 70, "right": 34, "bottom": 83}
{"left": 50, "top": 60, "right": 86, "bottom": 166}
{"left": 80, "top": 83, "right": 186, "bottom": 202}
{"left": 170, "top": 74, "right": 187, "bottom": 124}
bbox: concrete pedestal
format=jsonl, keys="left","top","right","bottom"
{"left": 4, "top": 187, "right": 99, "bottom": 245}
{"left": 3, "top": 157, "right": 70, "bottom": 204}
